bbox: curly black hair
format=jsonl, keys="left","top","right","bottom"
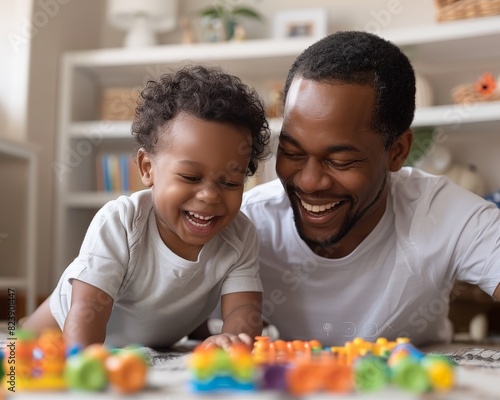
{"left": 283, "top": 31, "right": 416, "bottom": 149}
{"left": 132, "top": 64, "right": 270, "bottom": 176}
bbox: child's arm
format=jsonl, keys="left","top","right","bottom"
{"left": 202, "top": 291, "right": 262, "bottom": 350}
{"left": 63, "top": 279, "right": 113, "bottom": 347}
{"left": 20, "top": 297, "right": 59, "bottom": 332}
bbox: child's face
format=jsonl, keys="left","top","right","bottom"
{"left": 138, "top": 113, "right": 252, "bottom": 260}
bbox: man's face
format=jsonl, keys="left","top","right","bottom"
{"left": 276, "top": 77, "right": 392, "bottom": 258}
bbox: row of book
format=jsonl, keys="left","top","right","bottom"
{"left": 96, "top": 153, "right": 145, "bottom": 192}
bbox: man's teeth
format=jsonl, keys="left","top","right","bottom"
{"left": 186, "top": 211, "right": 214, "bottom": 227}
{"left": 300, "top": 200, "right": 339, "bottom": 213}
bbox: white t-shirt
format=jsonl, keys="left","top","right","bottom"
{"left": 50, "top": 190, "right": 262, "bottom": 348}
{"left": 241, "top": 167, "right": 500, "bottom": 346}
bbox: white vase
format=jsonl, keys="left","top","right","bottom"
{"left": 415, "top": 73, "right": 434, "bottom": 108}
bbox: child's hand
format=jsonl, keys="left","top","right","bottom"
{"left": 201, "top": 333, "right": 253, "bottom": 351}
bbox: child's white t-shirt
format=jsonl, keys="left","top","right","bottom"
{"left": 241, "top": 167, "right": 500, "bottom": 346}
{"left": 50, "top": 190, "right": 262, "bottom": 347}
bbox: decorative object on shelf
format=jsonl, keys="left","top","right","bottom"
{"left": 405, "top": 127, "right": 435, "bottom": 167}
{"left": 451, "top": 72, "right": 500, "bottom": 104}
{"left": 197, "top": 0, "right": 263, "bottom": 42}
{"left": 265, "top": 81, "right": 284, "bottom": 119}
{"left": 272, "top": 8, "right": 327, "bottom": 39}
{"left": 231, "top": 24, "right": 247, "bottom": 41}
{"left": 179, "top": 16, "right": 196, "bottom": 44}
{"left": 107, "top": 0, "right": 178, "bottom": 47}
{"left": 415, "top": 144, "right": 486, "bottom": 196}
{"left": 434, "top": 0, "right": 500, "bottom": 21}
{"left": 415, "top": 73, "right": 434, "bottom": 108}
{"left": 100, "top": 87, "right": 140, "bottom": 121}
{"left": 484, "top": 189, "right": 500, "bottom": 207}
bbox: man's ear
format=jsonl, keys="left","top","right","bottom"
{"left": 388, "top": 129, "right": 413, "bottom": 172}
{"left": 137, "top": 148, "right": 154, "bottom": 187}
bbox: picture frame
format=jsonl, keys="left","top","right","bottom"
{"left": 272, "top": 8, "right": 328, "bottom": 39}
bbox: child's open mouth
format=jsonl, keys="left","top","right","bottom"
{"left": 184, "top": 211, "right": 215, "bottom": 228}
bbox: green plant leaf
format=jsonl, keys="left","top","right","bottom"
{"left": 198, "top": 5, "right": 226, "bottom": 19}
{"left": 197, "top": 5, "right": 262, "bottom": 21}
{"left": 232, "top": 6, "right": 263, "bottom": 20}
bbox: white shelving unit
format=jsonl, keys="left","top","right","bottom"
{"left": 0, "top": 138, "right": 38, "bottom": 315}
{"left": 54, "top": 16, "right": 500, "bottom": 276}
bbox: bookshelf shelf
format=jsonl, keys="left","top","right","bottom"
{"left": 65, "top": 191, "right": 132, "bottom": 208}
{"left": 0, "top": 138, "right": 38, "bottom": 315}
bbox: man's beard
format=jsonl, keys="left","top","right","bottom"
{"left": 291, "top": 174, "right": 387, "bottom": 255}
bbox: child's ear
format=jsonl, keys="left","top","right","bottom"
{"left": 388, "top": 129, "right": 413, "bottom": 172}
{"left": 137, "top": 148, "right": 154, "bottom": 187}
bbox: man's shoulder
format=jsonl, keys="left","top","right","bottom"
{"left": 391, "top": 167, "right": 485, "bottom": 206}
{"left": 242, "top": 179, "right": 287, "bottom": 209}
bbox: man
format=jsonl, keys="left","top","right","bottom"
{"left": 242, "top": 31, "right": 500, "bottom": 346}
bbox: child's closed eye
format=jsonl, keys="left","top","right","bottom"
{"left": 220, "top": 181, "right": 241, "bottom": 189}
{"left": 180, "top": 175, "right": 201, "bottom": 183}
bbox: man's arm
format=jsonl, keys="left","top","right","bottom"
{"left": 63, "top": 279, "right": 113, "bottom": 347}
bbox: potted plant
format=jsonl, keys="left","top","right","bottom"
{"left": 198, "top": 0, "right": 263, "bottom": 41}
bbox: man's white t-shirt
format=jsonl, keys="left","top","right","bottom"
{"left": 241, "top": 167, "right": 500, "bottom": 346}
{"left": 50, "top": 190, "right": 262, "bottom": 348}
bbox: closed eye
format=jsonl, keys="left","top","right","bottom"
{"left": 180, "top": 175, "right": 201, "bottom": 183}
{"left": 326, "top": 160, "right": 357, "bottom": 169}
{"left": 220, "top": 181, "right": 241, "bottom": 189}
{"left": 278, "top": 145, "right": 305, "bottom": 160}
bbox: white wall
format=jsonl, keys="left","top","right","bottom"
{"left": 0, "top": 0, "right": 33, "bottom": 141}
{"left": 28, "top": 0, "right": 104, "bottom": 297}
{"left": 0, "top": 0, "right": 104, "bottom": 298}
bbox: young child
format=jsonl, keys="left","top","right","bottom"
{"left": 23, "top": 65, "right": 270, "bottom": 350}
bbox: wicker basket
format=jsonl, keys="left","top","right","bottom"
{"left": 100, "top": 87, "right": 140, "bottom": 121}
{"left": 435, "top": 0, "right": 500, "bottom": 21}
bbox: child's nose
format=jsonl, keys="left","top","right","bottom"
{"left": 196, "top": 182, "right": 222, "bottom": 204}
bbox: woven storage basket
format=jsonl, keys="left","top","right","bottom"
{"left": 100, "top": 87, "right": 140, "bottom": 121}
{"left": 435, "top": 0, "right": 500, "bottom": 21}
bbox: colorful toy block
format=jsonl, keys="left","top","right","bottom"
{"left": 1, "top": 329, "right": 148, "bottom": 394}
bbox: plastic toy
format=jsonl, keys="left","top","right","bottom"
{"left": 353, "top": 355, "right": 390, "bottom": 392}
{"left": 106, "top": 350, "right": 148, "bottom": 393}
{"left": 330, "top": 336, "right": 410, "bottom": 366}
{"left": 65, "top": 351, "right": 107, "bottom": 391}
{"left": 252, "top": 336, "right": 322, "bottom": 365}
{"left": 388, "top": 343, "right": 455, "bottom": 392}
{"left": 251, "top": 336, "right": 352, "bottom": 394}
{"left": 0, "top": 349, "right": 4, "bottom": 382}
{"left": 250, "top": 336, "right": 455, "bottom": 395}
{"left": 285, "top": 352, "right": 353, "bottom": 395}
{"left": 1, "top": 329, "right": 148, "bottom": 393}
{"left": 2, "top": 329, "right": 66, "bottom": 391}
{"left": 189, "top": 343, "right": 256, "bottom": 392}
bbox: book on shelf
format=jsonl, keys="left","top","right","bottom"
{"left": 96, "top": 153, "right": 145, "bottom": 193}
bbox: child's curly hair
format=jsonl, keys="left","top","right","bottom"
{"left": 132, "top": 64, "right": 271, "bottom": 177}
